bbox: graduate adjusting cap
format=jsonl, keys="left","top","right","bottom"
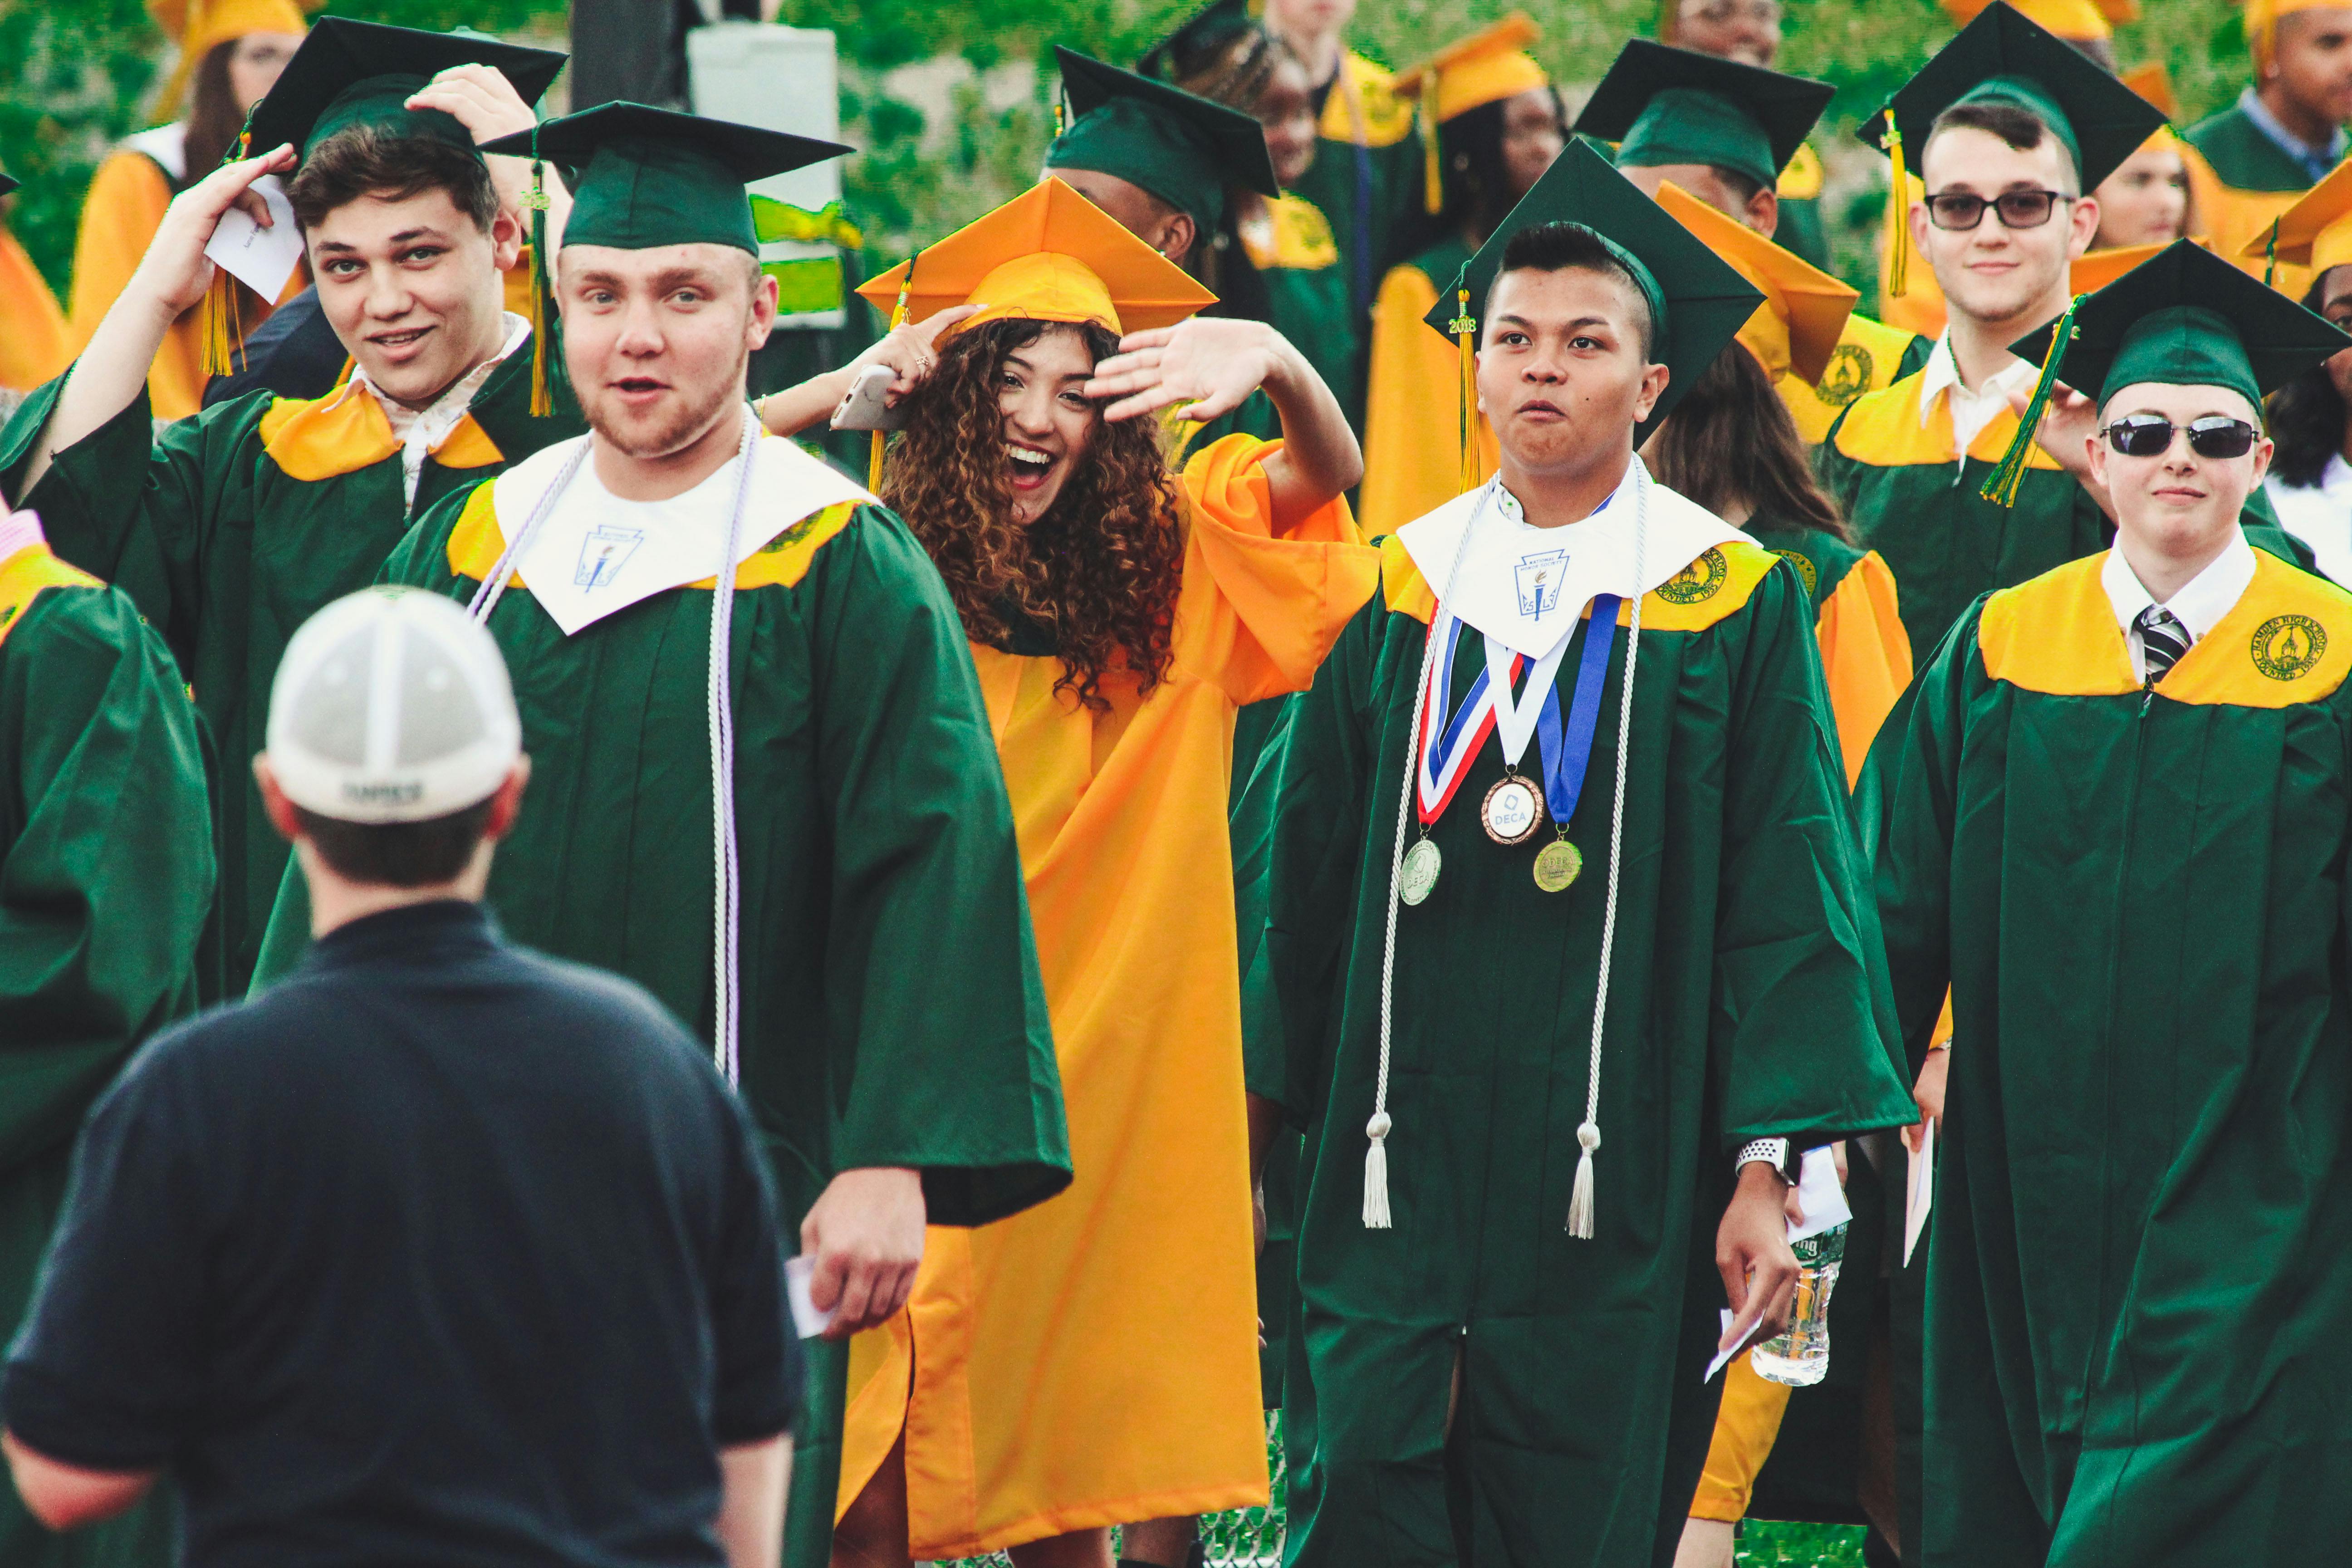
{"left": 1576, "top": 39, "right": 1833, "bottom": 194}
{"left": 1652, "top": 180, "right": 1856, "bottom": 386}
{"left": 2010, "top": 239, "right": 2351, "bottom": 416}
{"left": 1395, "top": 15, "right": 1551, "bottom": 217}
{"left": 857, "top": 176, "right": 1216, "bottom": 338}
{"left": 245, "top": 18, "right": 567, "bottom": 167}
{"left": 148, "top": 0, "right": 317, "bottom": 120}
{"left": 1394, "top": 13, "right": 1548, "bottom": 126}
{"left": 1422, "top": 137, "right": 1765, "bottom": 444}
{"left": 1860, "top": 3, "right": 2165, "bottom": 297}
{"left": 1939, "top": 0, "right": 2138, "bottom": 40}
{"left": 2242, "top": 155, "right": 2352, "bottom": 279}
{"left": 1137, "top": 0, "right": 1256, "bottom": 81}
{"left": 1045, "top": 47, "right": 1279, "bottom": 235}
{"left": 267, "top": 587, "right": 522, "bottom": 826}
{"left": 479, "top": 102, "right": 851, "bottom": 254}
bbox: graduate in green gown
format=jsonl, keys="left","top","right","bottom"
{"left": 0, "top": 20, "right": 578, "bottom": 1000}
{"left": 0, "top": 509, "right": 211, "bottom": 1564}
{"left": 250, "top": 103, "right": 1070, "bottom": 1568}
{"left": 1872, "top": 238, "right": 2352, "bottom": 1567}
{"left": 1814, "top": 5, "right": 2165, "bottom": 659}
{"left": 1264, "top": 141, "right": 1916, "bottom": 1566}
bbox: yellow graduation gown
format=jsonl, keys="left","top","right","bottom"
{"left": 2178, "top": 138, "right": 2315, "bottom": 300}
{"left": 836, "top": 435, "right": 1381, "bottom": 1557}
{"left": 68, "top": 151, "right": 207, "bottom": 421}
{"left": 0, "top": 227, "right": 70, "bottom": 394}
{"left": 1358, "top": 247, "right": 1497, "bottom": 537}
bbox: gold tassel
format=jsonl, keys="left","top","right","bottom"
{"left": 198, "top": 122, "right": 254, "bottom": 377}
{"left": 870, "top": 255, "right": 916, "bottom": 492}
{"left": 525, "top": 140, "right": 554, "bottom": 418}
{"left": 1882, "top": 120, "right": 1910, "bottom": 300}
{"left": 1422, "top": 101, "right": 1443, "bottom": 216}
{"left": 1980, "top": 293, "right": 2082, "bottom": 509}
{"left": 1450, "top": 271, "right": 1478, "bottom": 495}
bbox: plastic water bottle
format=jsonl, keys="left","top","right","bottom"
{"left": 1750, "top": 1221, "right": 1846, "bottom": 1387}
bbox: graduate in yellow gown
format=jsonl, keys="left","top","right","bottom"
{"left": 782, "top": 179, "right": 1379, "bottom": 1566}
{"left": 0, "top": 175, "right": 70, "bottom": 395}
{"left": 67, "top": 0, "right": 309, "bottom": 420}
{"left": 1357, "top": 16, "right": 1563, "bottom": 535}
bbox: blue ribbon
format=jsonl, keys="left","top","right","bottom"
{"left": 1533, "top": 595, "right": 1621, "bottom": 826}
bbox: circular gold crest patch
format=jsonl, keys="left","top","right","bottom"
{"left": 1816, "top": 343, "right": 1874, "bottom": 409}
{"left": 1773, "top": 549, "right": 1819, "bottom": 598}
{"left": 1657, "top": 547, "right": 1729, "bottom": 605}
{"left": 2253, "top": 614, "right": 2328, "bottom": 681}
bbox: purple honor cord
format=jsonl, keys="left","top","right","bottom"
{"left": 1532, "top": 594, "right": 1622, "bottom": 828}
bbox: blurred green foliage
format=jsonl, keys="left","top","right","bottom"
{"left": 0, "top": 0, "right": 2260, "bottom": 326}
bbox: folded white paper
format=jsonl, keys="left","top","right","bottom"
{"left": 785, "top": 1254, "right": 837, "bottom": 1339}
{"left": 1904, "top": 1119, "right": 1935, "bottom": 1267}
{"left": 1705, "top": 1301, "right": 1767, "bottom": 1384}
{"left": 203, "top": 175, "right": 303, "bottom": 303}
{"left": 1788, "top": 1145, "right": 1852, "bottom": 1244}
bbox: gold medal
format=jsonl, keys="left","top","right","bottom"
{"left": 1400, "top": 839, "right": 1442, "bottom": 905}
{"left": 1533, "top": 839, "right": 1583, "bottom": 893}
{"left": 1481, "top": 774, "right": 1544, "bottom": 845}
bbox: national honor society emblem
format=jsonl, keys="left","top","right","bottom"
{"left": 2252, "top": 614, "right": 2327, "bottom": 681}
{"left": 575, "top": 524, "right": 645, "bottom": 590}
{"left": 1514, "top": 549, "right": 1568, "bottom": 617}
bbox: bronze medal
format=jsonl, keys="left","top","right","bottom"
{"left": 1481, "top": 774, "right": 1544, "bottom": 845}
{"left": 1400, "top": 839, "right": 1442, "bottom": 906}
{"left": 1533, "top": 838, "right": 1583, "bottom": 893}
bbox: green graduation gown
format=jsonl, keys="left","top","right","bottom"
{"left": 1266, "top": 495, "right": 1915, "bottom": 1565}
{"left": 1874, "top": 548, "right": 2352, "bottom": 1566}
{"left": 250, "top": 429, "right": 1070, "bottom": 1568}
{"left": 0, "top": 345, "right": 584, "bottom": 998}
{"left": 1292, "top": 49, "right": 1426, "bottom": 422}
{"left": 0, "top": 543, "right": 211, "bottom": 1564}
{"left": 2182, "top": 102, "right": 2317, "bottom": 195}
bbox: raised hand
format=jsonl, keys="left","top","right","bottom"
{"left": 1083, "top": 317, "right": 1287, "bottom": 424}
{"left": 407, "top": 65, "right": 548, "bottom": 222}
{"left": 129, "top": 143, "right": 296, "bottom": 319}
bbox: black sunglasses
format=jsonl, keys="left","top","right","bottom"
{"left": 2101, "top": 413, "right": 2260, "bottom": 459}
{"left": 1925, "top": 189, "right": 2069, "bottom": 230}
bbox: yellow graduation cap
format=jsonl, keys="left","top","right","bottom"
{"left": 2243, "top": 0, "right": 2345, "bottom": 69}
{"left": 147, "top": 0, "right": 316, "bottom": 118}
{"left": 1393, "top": 15, "right": 1549, "bottom": 216}
{"left": 1939, "top": 0, "right": 2135, "bottom": 39}
{"left": 2122, "top": 61, "right": 2176, "bottom": 120}
{"left": 2071, "top": 235, "right": 2209, "bottom": 294}
{"left": 1652, "top": 180, "right": 1857, "bottom": 386}
{"left": 2242, "top": 156, "right": 2352, "bottom": 279}
{"left": 857, "top": 177, "right": 1216, "bottom": 337}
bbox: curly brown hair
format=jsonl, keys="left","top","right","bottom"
{"left": 880, "top": 317, "right": 1185, "bottom": 711}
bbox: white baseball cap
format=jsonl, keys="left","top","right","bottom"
{"left": 265, "top": 587, "right": 522, "bottom": 824}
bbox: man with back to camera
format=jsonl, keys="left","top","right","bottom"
{"left": 1260, "top": 142, "right": 1915, "bottom": 1566}
{"left": 0, "top": 586, "right": 798, "bottom": 1567}
{"left": 0, "top": 20, "right": 578, "bottom": 1000}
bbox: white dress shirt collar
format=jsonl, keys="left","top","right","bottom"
{"left": 350, "top": 312, "right": 531, "bottom": 509}
{"left": 2101, "top": 529, "right": 2258, "bottom": 682}
{"left": 1919, "top": 331, "right": 2039, "bottom": 470}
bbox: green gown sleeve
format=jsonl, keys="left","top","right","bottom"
{"left": 1264, "top": 592, "right": 1383, "bottom": 1127}
{"left": 799, "top": 505, "right": 1069, "bottom": 1223}
{"left": 0, "top": 377, "right": 247, "bottom": 674}
{"left": 0, "top": 586, "right": 211, "bottom": 1173}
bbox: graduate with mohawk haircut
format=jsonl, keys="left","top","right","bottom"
{"left": 1874, "top": 240, "right": 2352, "bottom": 1567}
{"left": 1264, "top": 142, "right": 1913, "bottom": 1567}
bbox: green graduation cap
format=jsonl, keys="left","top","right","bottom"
{"left": 1137, "top": 0, "right": 1255, "bottom": 81}
{"left": 1574, "top": 40, "right": 1833, "bottom": 193}
{"left": 245, "top": 19, "right": 568, "bottom": 167}
{"left": 478, "top": 102, "right": 850, "bottom": 256}
{"left": 0, "top": 174, "right": 15, "bottom": 199}
{"left": 1045, "top": 46, "right": 1279, "bottom": 235}
{"left": 2009, "top": 239, "right": 2352, "bottom": 414}
{"left": 1421, "top": 137, "right": 1764, "bottom": 445}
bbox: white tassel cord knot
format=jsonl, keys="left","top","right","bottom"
{"left": 1566, "top": 1119, "right": 1602, "bottom": 1240}
{"left": 1362, "top": 1111, "right": 1394, "bottom": 1229}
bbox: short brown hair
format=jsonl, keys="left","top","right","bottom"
{"left": 286, "top": 125, "right": 500, "bottom": 233}
{"left": 1926, "top": 101, "right": 2080, "bottom": 192}
{"left": 294, "top": 799, "right": 495, "bottom": 887}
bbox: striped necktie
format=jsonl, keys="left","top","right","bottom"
{"left": 2136, "top": 605, "right": 2190, "bottom": 682}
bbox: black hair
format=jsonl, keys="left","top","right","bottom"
{"left": 1168, "top": 27, "right": 1289, "bottom": 327}
{"left": 1924, "top": 100, "right": 2081, "bottom": 194}
{"left": 2267, "top": 274, "right": 2349, "bottom": 488}
{"left": 294, "top": 798, "right": 495, "bottom": 887}
{"left": 286, "top": 123, "right": 501, "bottom": 234}
{"left": 1422, "top": 86, "right": 1569, "bottom": 251}
{"left": 1646, "top": 341, "right": 1850, "bottom": 540}
{"left": 1492, "top": 220, "right": 1656, "bottom": 359}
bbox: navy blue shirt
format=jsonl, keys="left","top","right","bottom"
{"left": 4, "top": 901, "right": 795, "bottom": 1568}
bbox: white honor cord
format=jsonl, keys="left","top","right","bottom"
{"left": 1366, "top": 481, "right": 1492, "bottom": 1229}
{"left": 468, "top": 413, "right": 762, "bottom": 1084}
{"left": 1566, "top": 457, "right": 1649, "bottom": 1239}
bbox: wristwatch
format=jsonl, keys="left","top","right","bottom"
{"left": 1735, "top": 1137, "right": 1793, "bottom": 1181}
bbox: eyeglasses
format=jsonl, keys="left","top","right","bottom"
{"left": 1924, "top": 190, "right": 2071, "bottom": 231}
{"left": 2101, "top": 414, "right": 2260, "bottom": 459}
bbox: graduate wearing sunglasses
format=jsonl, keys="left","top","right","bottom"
{"left": 1871, "top": 236, "right": 2352, "bottom": 1567}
